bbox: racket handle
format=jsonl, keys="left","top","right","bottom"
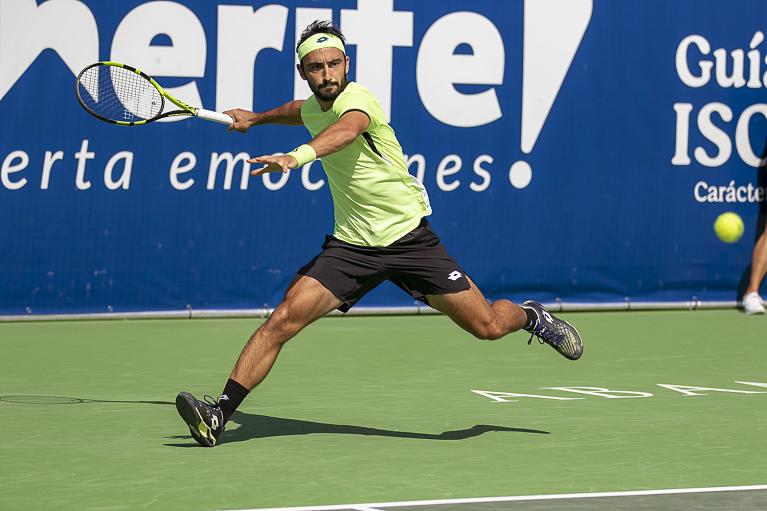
{"left": 195, "top": 108, "right": 234, "bottom": 125}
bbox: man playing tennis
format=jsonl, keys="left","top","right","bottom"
{"left": 175, "top": 21, "right": 583, "bottom": 447}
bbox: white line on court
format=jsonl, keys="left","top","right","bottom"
{"left": 218, "top": 484, "right": 767, "bottom": 511}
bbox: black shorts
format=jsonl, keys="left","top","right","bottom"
{"left": 298, "top": 218, "right": 470, "bottom": 312}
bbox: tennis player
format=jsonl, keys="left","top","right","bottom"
{"left": 175, "top": 21, "right": 583, "bottom": 447}
{"left": 744, "top": 225, "right": 767, "bottom": 314}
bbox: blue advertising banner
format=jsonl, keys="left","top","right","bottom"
{"left": 1, "top": 0, "right": 766, "bottom": 315}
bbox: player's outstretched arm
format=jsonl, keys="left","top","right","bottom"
{"left": 224, "top": 100, "right": 305, "bottom": 133}
{"left": 248, "top": 111, "right": 370, "bottom": 176}
{"left": 308, "top": 111, "right": 370, "bottom": 157}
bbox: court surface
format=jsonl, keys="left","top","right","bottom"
{"left": 0, "top": 310, "right": 765, "bottom": 510}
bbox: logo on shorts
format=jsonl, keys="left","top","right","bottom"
{"left": 448, "top": 271, "right": 463, "bottom": 281}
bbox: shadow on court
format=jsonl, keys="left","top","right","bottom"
{"left": 165, "top": 410, "right": 549, "bottom": 447}
{"left": 0, "top": 395, "right": 548, "bottom": 446}
{"left": 0, "top": 394, "right": 174, "bottom": 406}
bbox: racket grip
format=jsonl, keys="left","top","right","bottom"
{"left": 196, "top": 108, "right": 234, "bottom": 125}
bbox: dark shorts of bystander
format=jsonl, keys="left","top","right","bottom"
{"left": 298, "top": 218, "right": 470, "bottom": 312}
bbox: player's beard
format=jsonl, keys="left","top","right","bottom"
{"left": 310, "top": 74, "right": 349, "bottom": 102}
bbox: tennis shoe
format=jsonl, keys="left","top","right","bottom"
{"left": 521, "top": 301, "right": 583, "bottom": 360}
{"left": 175, "top": 391, "right": 224, "bottom": 447}
{"left": 743, "top": 292, "right": 765, "bottom": 315}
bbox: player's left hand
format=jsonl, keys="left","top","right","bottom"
{"left": 248, "top": 154, "right": 299, "bottom": 176}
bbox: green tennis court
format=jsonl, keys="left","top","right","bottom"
{"left": 1, "top": 310, "right": 765, "bottom": 510}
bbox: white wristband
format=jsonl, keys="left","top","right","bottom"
{"left": 287, "top": 144, "right": 317, "bottom": 167}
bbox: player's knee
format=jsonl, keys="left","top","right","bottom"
{"left": 471, "top": 318, "right": 506, "bottom": 341}
{"left": 264, "top": 305, "right": 301, "bottom": 342}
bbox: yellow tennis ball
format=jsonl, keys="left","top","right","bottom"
{"left": 714, "top": 212, "right": 744, "bottom": 243}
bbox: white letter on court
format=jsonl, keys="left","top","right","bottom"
{"left": 471, "top": 390, "right": 583, "bottom": 403}
{"left": 735, "top": 381, "right": 767, "bottom": 389}
{"left": 658, "top": 384, "right": 767, "bottom": 396}
{"left": 544, "top": 387, "right": 653, "bottom": 398}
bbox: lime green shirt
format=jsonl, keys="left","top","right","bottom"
{"left": 300, "top": 82, "right": 431, "bottom": 247}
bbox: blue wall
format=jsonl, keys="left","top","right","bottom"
{"left": 1, "top": 0, "right": 766, "bottom": 314}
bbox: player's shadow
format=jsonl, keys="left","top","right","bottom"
{"left": 0, "top": 395, "right": 549, "bottom": 446}
{"left": 164, "top": 409, "right": 549, "bottom": 447}
{"left": 0, "top": 394, "right": 174, "bottom": 406}
{"left": 736, "top": 138, "right": 767, "bottom": 300}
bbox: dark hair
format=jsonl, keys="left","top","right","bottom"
{"left": 296, "top": 20, "right": 346, "bottom": 51}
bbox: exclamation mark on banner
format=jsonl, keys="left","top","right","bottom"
{"left": 510, "top": 0, "right": 592, "bottom": 189}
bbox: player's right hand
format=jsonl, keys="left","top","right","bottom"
{"left": 224, "top": 109, "right": 258, "bottom": 133}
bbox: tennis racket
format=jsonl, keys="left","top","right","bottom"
{"left": 75, "top": 61, "right": 232, "bottom": 126}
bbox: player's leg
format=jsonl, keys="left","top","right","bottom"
{"left": 744, "top": 226, "right": 767, "bottom": 314}
{"left": 425, "top": 277, "right": 526, "bottom": 340}
{"left": 229, "top": 275, "right": 342, "bottom": 389}
{"left": 382, "top": 219, "right": 582, "bottom": 360}
{"left": 176, "top": 235, "right": 385, "bottom": 447}
{"left": 426, "top": 280, "right": 583, "bottom": 360}
{"left": 176, "top": 275, "right": 341, "bottom": 447}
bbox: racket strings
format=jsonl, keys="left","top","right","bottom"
{"left": 78, "top": 66, "right": 163, "bottom": 122}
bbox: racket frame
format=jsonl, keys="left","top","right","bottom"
{"left": 75, "top": 61, "right": 231, "bottom": 126}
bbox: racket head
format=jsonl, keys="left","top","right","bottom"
{"left": 75, "top": 62, "right": 187, "bottom": 125}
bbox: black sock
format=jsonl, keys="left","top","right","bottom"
{"left": 218, "top": 378, "right": 249, "bottom": 424}
{"left": 522, "top": 306, "right": 538, "bottom": 330}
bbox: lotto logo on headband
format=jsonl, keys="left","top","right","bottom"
{"left": 297, "top": 33, "right": 346, "bottom": 61}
